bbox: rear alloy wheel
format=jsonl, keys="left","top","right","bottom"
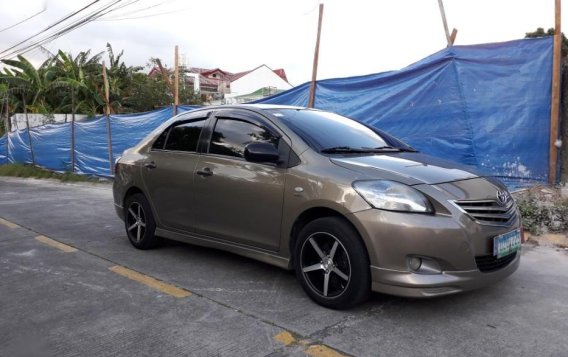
{"left": 124, "top": 193, "right": 158, "bottom": 249}
{"left": 294, "top": 217, "right": 370, "bottom": 309}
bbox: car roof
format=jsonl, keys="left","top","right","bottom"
{"left": 187, "top": 104, "right": 307, "bottom": 113}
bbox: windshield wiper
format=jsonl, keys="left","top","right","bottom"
{"left": 371, "top": 146, "right": 418, "bottom": 153}
{"left": 321, "top": 146, "right": 399, "bottom": 154}
{"left": 320, "top": 146, "right": 371, "bottom": 154}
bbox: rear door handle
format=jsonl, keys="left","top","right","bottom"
{"left": 196, "top": 167, "right": 213, "bottom": 177}
{"left": 144, "top": 161, "right": 157, "bottom": 169}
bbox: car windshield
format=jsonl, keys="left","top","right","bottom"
{"left": 267, "top": 109, "right": 394, "bottom": 153}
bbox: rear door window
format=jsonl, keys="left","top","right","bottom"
{"left": 164, "top": 119, "right": 206, "bottom": 152}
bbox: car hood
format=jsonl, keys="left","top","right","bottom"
{"left": 330, "top": 152, "right": 482, "bottom": 185}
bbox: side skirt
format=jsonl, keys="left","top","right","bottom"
{"left": 155, "top": 228, "right": 291, "bottom": 270}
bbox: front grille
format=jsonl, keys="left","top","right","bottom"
{"left": 453, "top": 199, "right": 516, "bottom": 225}
{"left": 475, "top": 252, "right": 517, "bottom": 272}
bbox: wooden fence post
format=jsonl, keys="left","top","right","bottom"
{"left": 174, "top": 45, "right": 179, "bottom": 115}
{"left": 308, "top": 4, "right": 324, "bottom": 108}
{"left": 549, "top": 0, "right": 562, "bottom": 184}
{"left": 22, "top": 96, "right": 36, "bottom": 166}
{"left": 71, "top": 90, "right": 75, "bottom": 173}
{"left": 102, "top": 62, "right": 114, "bottom": 175}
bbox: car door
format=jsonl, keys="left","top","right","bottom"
{"left": 142, "top": 112, "right": 210, "bottom": 231}
{"left": 192, "top": 110, "right": 287, "bottom": 251}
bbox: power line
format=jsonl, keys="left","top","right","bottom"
{"left": 0, "top": 0, "right": 172, "bottom": 61}
{"left": 0, "top": 3, "right": 47, "bottom": 33}
{"left": 98, "top": 8, "right": 187, "bottom": 21}
{"left": 0, "top": 1, "right": 101, "bottom": 57}
{"left": 0, "top": 0, "right": 128, "bottom": 60}
{"left": 97, "top": 0, "right": 172, "bottom": 20}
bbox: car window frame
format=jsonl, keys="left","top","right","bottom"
{"left": 202, "top": 109, "right": 292, "bottom": 167}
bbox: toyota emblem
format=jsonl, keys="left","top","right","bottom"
{"left": 496, "top": 190, "right": 510, "bottom": 206}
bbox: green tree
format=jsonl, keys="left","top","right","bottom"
{"left": 0, "top": 55, "right": 55, "bottom": 114}
{"left": 525, "top": 27, "right": 568, "bottom": 58}
{"left": 49, "top": 50, "right": 104, "bottom": 116}
{"left": 0, "top": 43, "right": 202, "bottom": 118}
{"left": 104, "top": 43, "right": 144, "bottom": 113}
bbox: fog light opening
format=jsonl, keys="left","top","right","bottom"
{"left": 409, "top": 257, "right": 422, "bottom": 271}
{"left": 407, "top": 256, "right": 442, "bottom": 274}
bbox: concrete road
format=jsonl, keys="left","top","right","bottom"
{"left": 0, "top": 177, "right": 567, "bottom": 357}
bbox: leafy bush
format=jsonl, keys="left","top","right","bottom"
{"left": 515, "top": 193, "right": 568, "bottom": 234}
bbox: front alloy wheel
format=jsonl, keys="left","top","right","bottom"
{"left": 301, "top": 232, "right": 351, "bottom": 298}
{"left": 294, "top": 217, "right": 370, "bottom": 309}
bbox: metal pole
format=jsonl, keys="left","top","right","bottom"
{"left": 308, "top": 4, "right": 324, "bottom": 108}
{"left": 174, "top": 45, "right": 179, "bottom": 115}
{"left": 102, "top": 62, "right": 114, "bottom": 175}
{"left": 549, "top": 0, "right": 562, "bottom": 184}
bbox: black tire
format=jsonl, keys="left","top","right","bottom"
{"left": 294, "top": 216, "right": 371, "bottom": 309}
{"left": 123, "top": 193, "right": 158, "bottom": 250}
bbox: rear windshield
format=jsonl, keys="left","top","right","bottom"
{"left": 267, "top": 109, "right": 389, "bottom": 151}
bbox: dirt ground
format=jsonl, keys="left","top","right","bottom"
{"left": 526, "top": 232, "right": 568, "bottom": 249}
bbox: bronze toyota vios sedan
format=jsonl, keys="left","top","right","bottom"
{"left": 113, "top": 104, "right": 522, "bottom": 309}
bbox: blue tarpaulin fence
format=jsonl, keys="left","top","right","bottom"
{"left": 0, "top": 37, "right": 555, "bottom": 188}
{"left": 0, "top": 106, "right": 199, "bottom": 177}
{"left": 256, "top": 37, "right": 554, "bottom": 188}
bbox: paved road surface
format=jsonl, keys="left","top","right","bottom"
{"left": 1, "top": 177, "right": 567, "bottom": 357}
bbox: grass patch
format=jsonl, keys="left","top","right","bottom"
{"left": 0, "top": 163, "right": 105, "bottom": 183}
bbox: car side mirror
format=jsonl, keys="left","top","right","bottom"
{"left": 244, "top": 142, "right": 280, "bottom": 164}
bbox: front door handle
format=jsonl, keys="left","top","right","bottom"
{"left": 144, "top": 161, "right": 157, "bottom": 169}
{"left": 196, "top": 167, "right": 213, "bottom": 177}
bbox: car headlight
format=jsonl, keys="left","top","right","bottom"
{"left": 353, "top": 180, "right": 433, "bottom": 213}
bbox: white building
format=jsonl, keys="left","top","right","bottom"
{"left": 224, "top": 65, "right": 293, "bottom": 103}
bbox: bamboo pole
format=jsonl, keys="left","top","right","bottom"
{"left": 437, "top": 0, "right": 452, "bottom": 47}
{"left": 102, "top": 62, "right": 114, "bottom": 175}
{"left": 23, "top": 96, "right": 35, "bottom": 166}
{"left": 2, "top": 97, "right": 8, "bottom": 133}
{"left": 549, "top": 0, "right": 562, "bottom": 184}
{"left": 174, "top": 45, "right": 179, "bottom": 115}
{"left": 4, "top": 98, "right": 9, "bottom": 132}
{"left": 5, "top": 98, "right": 10, "bottom": 161}
{"left": 71, "top": 89, "right": 75, "bottom": 173}
{"left": 308, "top": 3, "right": 324, "bottom": 108}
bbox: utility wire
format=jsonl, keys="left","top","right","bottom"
{"left": 0, "top": 0, "right": 171, "bottom": 60}
{"left": 98, "top": 0, "right": 171, "bottom": 20}
{"left": 98, "top": 8, "right": 186, "bottom": 21}
{"left": 0, "top": 3, "right": 47, "bottom": 33}
{"left": 0, "top": 0, "right": 101, "bottom": 57}
{"left": 0, "top": 0, "right": 128, "bottom": 60}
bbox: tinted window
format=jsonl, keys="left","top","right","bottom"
{"left": 209, "top": 119, "right": 278, "bottom": 158}
{"left": 152, "top": 128, "right": 169, "bottom": 150}
{"left": 164, "top": 120, "right": 205, "bottom": 152}
{"left": 269, "top": 109, "right": 388, "bottom": 151}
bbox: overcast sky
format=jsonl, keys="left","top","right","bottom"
{"left": 0, "top": 0, "right": 562, "bottom": 85}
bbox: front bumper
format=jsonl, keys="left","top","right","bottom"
{"left": 370, "top": 252, "right": 520, "bottom": 297}
{"left": 350, "top": 205, "right": 521, "bottom": 298}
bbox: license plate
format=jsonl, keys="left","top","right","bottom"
{"left": 493, "top": 228, "right": 521, "bottom": 258}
